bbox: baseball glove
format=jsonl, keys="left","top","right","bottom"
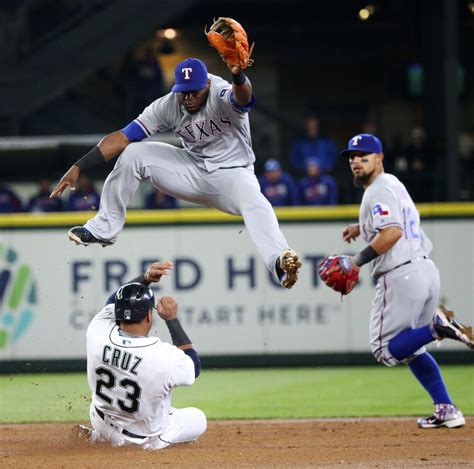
{"left": 318, "top": 255, "right": 360, "bottom": 295}
{"left": 205, "top": 17, "right": 254, "bottom": 69}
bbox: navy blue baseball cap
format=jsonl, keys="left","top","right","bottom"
{"left": 340, "top": 134, "right": 383, "bottom": 157}
{"left": 172, "top": 58, "right": 209, "bottom": 93}
{"left": 264, "top": 159, "right": 281, "bottom": 171}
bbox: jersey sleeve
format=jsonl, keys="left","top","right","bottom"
{"left": 368, "top": 187, "right": 403, "bottom": 231}
{"left": 129, "top": 94, "right": 174, "bottom": 137}
{"left": 212, "top": 76, "right": 256, "bottom": 114}
{"left": 167, "top": 344, "right": 196, "bottom": 387}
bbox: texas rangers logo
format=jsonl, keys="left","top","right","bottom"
{"left": 372, "top": 203, "right": 391, "bottom": 217}
{"left": 182, "top": 67, "right": 192, "bottom": 79}
{"left": 351, "top": 135, "right": 362, "bottom": 146}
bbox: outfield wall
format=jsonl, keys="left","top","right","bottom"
{"left": 0, "top": 203, "right": 473, "bottom": 369}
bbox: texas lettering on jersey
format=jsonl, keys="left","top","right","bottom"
{"left": 175, "top": 116, "right": 232, "bottom": 142}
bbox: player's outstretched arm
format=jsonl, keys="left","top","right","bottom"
{"left": 131, "top": 261, "right": 174, "bottom": 286}
{"left": 228, "top": 63, "right": 253, "bottom": 106}
{"left": 50, "top": 130, "right": 130, "bottom": 198}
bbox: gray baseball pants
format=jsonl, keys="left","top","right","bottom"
{"left": 85, "top": 141, "right": 289, "bottom": 277}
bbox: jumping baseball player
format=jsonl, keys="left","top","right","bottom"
{"left": 319, "top": 133, "right": 474, "bottom": 428}
{"left": 50, "top": 19, "right": 301, "bottom": 289}
{"left": 84, "top": 260, "right": 207, "bottom": 448}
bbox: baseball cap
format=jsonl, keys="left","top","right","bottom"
{"left": 305, "top": 157, "right": 321, "bottom": 167}
{"left": 340, "top": 133, "right": 383, "bottom": 157}
{"left": 264, "top": 159, "right": 281, "bottom": 171}
{"left": 172, "top": 58, "right": 209, "bottom": 93}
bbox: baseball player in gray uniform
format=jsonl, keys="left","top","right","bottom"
{"left": 50, "top": 58, "right": 301, "bottom": 288}
{"left": 83, "top": 260, "right": 207, "bottom": 449}
{"left": 325, "top": 134, "right": 473, "bottom": 428}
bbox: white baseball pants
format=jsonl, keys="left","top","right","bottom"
{"left": 85, "top": 141, "right": 289, "bottom": 277}
{"left": 89, "top": 404, "right": 207, "bottom": 450}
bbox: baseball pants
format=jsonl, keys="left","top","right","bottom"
{"left": 370, "top": 258, "right": 440, "bottom": 366}
{"left": 89, "top": 404, "right": 207, "bottom": 449}
{"left": 85, "top": 141, "right": 289, "bottom": 277}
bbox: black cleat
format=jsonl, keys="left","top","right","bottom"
{"left": 68, "top": 226, "right": 113, "bottom": 247}
{"left": 432, "top": 305, "right": 474, "bottom": 349}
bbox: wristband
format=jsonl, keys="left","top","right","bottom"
{"left": 74, "top": 146, "right": 105, "bottom": 171}
{"left": 232, "top": 71, "right": 247, "bottom": 86}
{"left": 129, "top": 273, "right": 151, "bottom": 286}
{"left": 166, "top": 318, "right": 191, "bottom": 347}
{"left": 353, "top": 245, "right": 379, "bottom": 267}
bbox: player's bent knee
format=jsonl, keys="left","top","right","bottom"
{"left": 189, "top": 407, "right": 207, "bottom": 438}
{"left": 372, "top": 346, "right": 400, "bottom": 367}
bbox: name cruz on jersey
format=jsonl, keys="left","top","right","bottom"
{"left": 102, "top": 345, "right": 143, "bottom": 376}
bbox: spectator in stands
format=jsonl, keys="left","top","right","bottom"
{"left": 459, "top": 126, "right": 474, "bottom": 200}
{"left": 290, "top": 113, "right": 338, "bottom": 174}
{"left": 145, "top": 188, "right": 178, "bottom": 210}
{"left": 0, "top": 184, "right": 23, "bottom": 213}
{"left": 67, "top": 175, "right": 100, "bottom": 211}
{"left": 28, "top": 178, "right": 64, "bottom": 212}
{"left": 121, "top": 41, "right": 165, "bottom": 118}
{"left": 258, "top": 159, "right": 299, "bottom": 207}
{"left": 298, "top": 158, "right": 338, "bottom": 206}
{"left": 404, "top": 126, "right": 432, "bottom": 172}
{"left": 394, "top": 126, "right": 434, "bottom": 202}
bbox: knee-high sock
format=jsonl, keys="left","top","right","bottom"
{"left": 388, "top": 325, "right": 434, "bottom": 360}
{"left": 408, "top": 352, "right": 453, "bottom": 404}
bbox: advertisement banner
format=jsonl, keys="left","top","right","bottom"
{"left": 0, "top": 219, "right": 472, "bottom": 359}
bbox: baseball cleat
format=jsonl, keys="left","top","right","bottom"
{"left": 68, "top": 226, "right": 113, "bottom": 247}
{"left": 278, "top": 248, "right": 302, "bottom": 289}
{"left": 77, "top": 424, "right": 93, "bottom": 439}
{"left": 432, "top": 305, "right": 474, "bottom": 349}
{"left": 417, "top": 404, "right": 465, "bottom": 429}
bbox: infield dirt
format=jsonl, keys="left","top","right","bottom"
{"left": 1, "top": 418, "right": 473, "bottom": 468}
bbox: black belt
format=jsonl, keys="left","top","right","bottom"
{"left": 95, "top": 406, "right": 147, "bottom": 439}
{"left": 374, "top": 256, "right": 428, "bottom": 280}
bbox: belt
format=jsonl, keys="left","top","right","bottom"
{"left": 374, "top": 256, "right": 428, "bottom": 280}
{"left": 95, "top": 406, "right": 147, "bottom": 439}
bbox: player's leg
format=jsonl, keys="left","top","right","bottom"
{"left": 408, "top": 261, "right": 465, "bottom": 428}
{"left": 157, "top": 407, "right": 207, "bottom": 447}
{"left": 371, "top": 262, "right": 465, "bottom": 428}
{"left": 77, "top": 142, "right": 206, "bottom": 244}
{"left": 203, "top": 166, "right": 302, "bottom": 288}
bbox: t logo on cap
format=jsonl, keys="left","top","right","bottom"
{"left": 172, "top": 58, "right": 209, "bottom": 93}
{"left": 351, "top": 136, "right": 362, "bottom": 146}
{"left": 182, "top": 67, "right": 192, "bottom": 80}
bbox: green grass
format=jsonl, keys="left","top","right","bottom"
{"left": 1, "top": 366, "right": 473, "bottom": 424}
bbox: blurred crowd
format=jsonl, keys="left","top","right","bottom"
{"left": 1, "top": 114, "right": 473, "bottom": 214}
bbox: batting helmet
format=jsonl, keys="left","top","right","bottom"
{"left": 114, "top": 283, "right": 155, "bottom": 323}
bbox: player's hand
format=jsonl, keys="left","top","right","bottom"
{"left": 144, "top": 261, "right": 174, "bottom": 283}
{"left": 227, "top": 63, "right": 242, "bottom": 75}
{"left": 342, "top": 224, "right": 361, "bottom": 244}
{"left": 50, "top": 165, "right": 80, "bottom": 198}
{"left": 156, "top": 296, "right": 178, "bottom": 321}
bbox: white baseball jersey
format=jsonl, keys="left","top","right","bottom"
{"left": 359, "top": 173, "right": 433, "bottom": 278}
{"left": 86, "top": 305, "right": 195, "bottom": 437}
{"left": 133, "top": 73, "right": 255, "bottom": 172}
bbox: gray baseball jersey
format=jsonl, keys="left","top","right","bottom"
{"left": 359, "top": 173, "right": 439, "bottom": 366}
{"left": 85, "top": 72, "right": 290, "bottom": 278}
{"left": 134, "top": 73, "right": 255, "bottom": 172}
{"left": 359, "top": 173, "right": 432, "bottom": 278}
